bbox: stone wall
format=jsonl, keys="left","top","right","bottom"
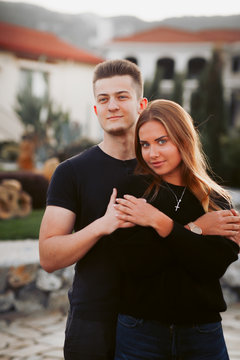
{"left": 0, "top": 262, "right": 74, "bottom": 314}
{"left": 0, "top": 240, "right": 239, "bottom": 314}
{"left": 221, "top": 257, "right": 240, "bottom": 305}
{"left": 0, "top": 240, "right": 74, "bottom": 314}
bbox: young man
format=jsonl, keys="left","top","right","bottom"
{"left": 39, "top": 59, "right": 148, "bottom": 360}
{"left": 39, "top": 59, "right": 239, "bottom": 360}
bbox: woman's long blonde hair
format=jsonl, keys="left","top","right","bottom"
{"left": 135, "top": 99, "right": 231, "bottom": 212}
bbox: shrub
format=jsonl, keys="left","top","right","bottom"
{"left": 0, "top": 141, "right": 20, "bottom": 162}
{"left": 219, "top": 134, "right": 240, "bottom": 187}
{"left": 53, "top": 138, "right": 96, "bottom": 162}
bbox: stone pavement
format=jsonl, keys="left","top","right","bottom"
{"left": 0, "top": 310, "right": 65, "bottom": 360}
{"left": 0, "top": 303, "right": 240, "bottom": 360}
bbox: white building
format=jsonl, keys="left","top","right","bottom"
{"left": 0, "top": 22, "right": 104, "bottom": 142}
{"left": 103, "top": 26, "right": 240, "bottom": 127}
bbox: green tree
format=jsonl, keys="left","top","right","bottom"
{"left": 190, "top": 48, "right": 226, "bottom": 174}
{"left": 46, "top": 104, "right": 81, "bottom": 150}
{"left": 16, "top": 76, "right": 46, "bottom": 145}
{"left": 144, "top": 66, "right": 163, "bottom": 100}
{"left": 221, "top": 131, "right": 240, "bottom": 186}
{"left": 15, "top": 80, "right": 81, "bottom": 162}
{"left": 171, "top": 73, "right": 184, "bottom": 106}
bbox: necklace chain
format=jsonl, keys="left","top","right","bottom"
{"left": 165, "top": 183, "right": 186, "bottom": 212}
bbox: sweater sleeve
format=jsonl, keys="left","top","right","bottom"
{"left": 164, "top": 222, "right": 239, "bottom": 278}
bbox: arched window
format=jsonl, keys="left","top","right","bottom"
{"left": 230, "top": 90, "right": 240, "bottom": 127}
{"left": 187, "top": 58, "right": 207, "bottom": 79}
{"left": 232, "top": 55, "right": 240, "bottom": 73}
{"left": 156, "top": 58, "right": 174, "bottom": 79}
{"left": 125, "top": 57, "right": 138, "bottom": 65}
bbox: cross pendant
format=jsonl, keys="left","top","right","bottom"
{"left": 175, "top": 199, "right": 181, "bottom": 212}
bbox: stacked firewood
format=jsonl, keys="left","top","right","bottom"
{"left": 0, "top": 179, "right": 32, "bottom": 219}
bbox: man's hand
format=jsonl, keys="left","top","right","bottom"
{"left": 100, "top": 189, "right": 134, "bottom": 235}
{"left": 193, "top": 209, "right": 240, "bottom": 238}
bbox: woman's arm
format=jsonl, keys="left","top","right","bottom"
{"left": 164, "top": 223, "right": 239, "bottom": 278}
{"left": 115, "top": 194, "right": 174, "bottom": 237}
{"left": 114, "top": 195, "right": 240, "bottom": 278}
{"left": 115, "top": 195, "right": 240, "bottom": 240}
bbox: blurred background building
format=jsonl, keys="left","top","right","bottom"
{"left": 0, "top": 2, "right": 239, "bottom": 186}
{"left": 103, "top": 26, "right": 240, "bottom": 127}
{"left": 0, "top": 21, "right": 103, "bottom": 143}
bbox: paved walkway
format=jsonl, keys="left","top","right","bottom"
{"left": 0, "top": 303, "right": 240, "bottom": 359}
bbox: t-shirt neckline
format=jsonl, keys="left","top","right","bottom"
{"left": 96, "top": 145, "right": 136, "bottom": 164}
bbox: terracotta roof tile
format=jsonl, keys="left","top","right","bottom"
{"left": 197, "top": 29, "right": 240, "bottom": 42}
{"left": 113, "top": 26, "right": 240, "bottom": 43}
{"left": 114, "top": 26, "right": 203, "bottom": 43}
{"left": 0, "top": 21, "right": 103, "bottom": 64}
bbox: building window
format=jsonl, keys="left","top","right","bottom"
{"left": 230, "top": 90, "right": 240, "bottom": 128}
{"left": 125, "top": 57, "right": 138, "bottom": 65}
{"left": 19, "top": 69, "right": 49, "bottom": 100}
{"left": 156, "top": 58, "right": 174, "bottom": 79}
{"left": 232, "top": 55, "right": 240, "bottom": 73}
{"left": 187, "top": 58, "right": 207, "bottom": 79}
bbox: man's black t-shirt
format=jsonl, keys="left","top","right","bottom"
{"left": 47, "top": 145, "right": 136, "bottom": 320}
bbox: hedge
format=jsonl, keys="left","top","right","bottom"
{"left": 0, "top": 171, "right": 48, "bottom": 209}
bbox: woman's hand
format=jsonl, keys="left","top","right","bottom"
{"left": 114, "top": 194, "right": 157, "bottom": 227}
{"left": 114, "top": 194, "right": 173, "bottom": 237}
{"left": 193, "top": 209, "right": 240, "bottom": 238}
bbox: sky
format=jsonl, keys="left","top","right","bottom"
{"left": 3, "top": 0, "right": 240, "bottom": 22}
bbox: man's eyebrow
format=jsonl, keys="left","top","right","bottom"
{"left": 97, "top": 93, "right": 108, "bottom": 98}
{"left": 97, "top": 90, "right": 130, "bottom": 98}
{"left": 116, "top": 90, "right": 130, "bottom": 94}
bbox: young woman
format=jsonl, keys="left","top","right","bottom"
{"left": 111, "top": 99, "right": 240, "bottom": 360}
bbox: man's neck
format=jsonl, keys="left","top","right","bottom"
{"left": 98, "top": 133, "right": 135, "bottom": 161}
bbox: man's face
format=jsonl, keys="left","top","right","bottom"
{"left": 94, "top": 75, "right": 145, "bottom": 136}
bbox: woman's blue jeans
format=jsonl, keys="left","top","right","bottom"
{"left": 114, "top": 314, "right": 229, "bottom": 360}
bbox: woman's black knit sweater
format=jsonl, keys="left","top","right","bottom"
{"left": 110, "top": 175, "right": 239, "bottom": 325}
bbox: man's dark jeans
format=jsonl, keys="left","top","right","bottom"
{"left": 64, "top": 310, "right": 116, "bottom": 360}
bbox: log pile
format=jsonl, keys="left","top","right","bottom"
{"left": 0, "top": 179, "right": 32, "bottom": 219}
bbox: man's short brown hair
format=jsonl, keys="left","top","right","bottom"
{"left": 93, "top": 59, "right": 143, "bottom": 99}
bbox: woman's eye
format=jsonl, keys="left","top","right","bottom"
{"left": 158, "top": 139, "right": 167, "bottom": 145}
{"left": 140, "top": 143, "right": 149, "bottom": 148}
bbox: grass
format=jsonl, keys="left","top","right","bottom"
{"left": 0, "top": 209, "right": 44, "bottom": 240}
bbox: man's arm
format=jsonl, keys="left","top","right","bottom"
{"left": 39, "top": 189, "right": 132, "bottom": 273}
{"left": 187, "top": 209, "right": 240, "bottom": 239}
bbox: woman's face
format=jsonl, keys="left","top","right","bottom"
{"left": 139, "top": 120, "right": 183, "bottom": 185}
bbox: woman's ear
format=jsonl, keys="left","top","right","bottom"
{"left": 94, "top": 105, "right": 98, "bottom": 115}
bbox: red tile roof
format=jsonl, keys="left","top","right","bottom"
{"left": 198, "top": 29, "right": 240, "bottom": 42}
{"left": 113, "top": 26, "right": 240, "bottom": 43}
{"left": 0, "top": 21, "right": 103, "bottom": 64}
{"left": 114, "top": 26, "right": 203, "bottom": 43}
